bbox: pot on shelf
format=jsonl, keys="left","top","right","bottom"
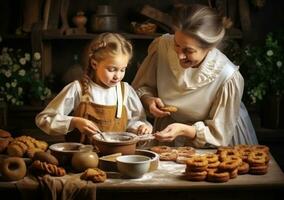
{"left": 90, "top": 5, "right": 118, "bottom": 32}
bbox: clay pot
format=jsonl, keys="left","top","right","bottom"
{"left": 71, "top": 145, "right": 99, "bottom": 172}
{"left": 72, "top": 11, "right": 87, "bottom": 28}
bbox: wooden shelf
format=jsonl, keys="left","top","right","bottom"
{"left": 42, "top": 31, "right": 162, "bottom": 40}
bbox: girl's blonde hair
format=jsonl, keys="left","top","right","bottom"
{"left": 172, "top": 4, "right": 229, "bottom": 49}
{"left": 84, "top": 33, "right": 133, "bottom": 81}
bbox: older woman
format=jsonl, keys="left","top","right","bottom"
{"left": 132, "top": 4, "right": 258, "bottom": 148}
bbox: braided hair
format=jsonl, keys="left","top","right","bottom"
{"left": 82, "top": 33, "right": 133, "bottom": 94}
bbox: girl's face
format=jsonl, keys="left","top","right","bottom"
{"left": 174, "top": 30, "right": 210, "bottom": 69}
{"left": 91, "top": 53, "right": 129, "bottom": 88}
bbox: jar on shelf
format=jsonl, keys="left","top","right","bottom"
{"left": 90, "top": 5, "right": 118, "bottom": 32}
{"left": 72, "top": 11, "right": 87, "bottom": 29}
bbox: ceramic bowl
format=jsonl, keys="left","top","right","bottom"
{"left": 92, "top": 132, "right": 138, "bottom": 156}
{"left": 49, "top": 142, "right": 90, "bottom": 166}
{"left": 116, "top": 155, "right": 151, "bottom": 178}
{"left": 135, "top": 149, "right": 159, "bottom": 172}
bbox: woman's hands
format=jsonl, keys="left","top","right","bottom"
{"left": 154, "top": 123, "right": 196, "bottom": 142}
{"left": 142, "top": 95, "right": 170, "bottom": 118}
{"left": 137, "top": 124, "right": 153, "bottom": 135}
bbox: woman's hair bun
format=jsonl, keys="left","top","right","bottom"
{"left": 222, "top": 17, "right": 233, "bottom": 29}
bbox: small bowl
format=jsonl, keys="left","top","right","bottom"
{"left": 116, "top": 155, "right": 151, "bottom": 178}
{"left": 135, "top": 149, "right": 159, "bottom": 171}
{"left": 92, "top": 132, "right": 138, "bottom": 156}
{"left": 49, "top": 142, "right": 90, "bottom": 166}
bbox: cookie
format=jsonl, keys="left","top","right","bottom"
{"left": 160, "top": 105, "right": 178, "bottom": 113}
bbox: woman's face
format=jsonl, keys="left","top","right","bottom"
{"left": 174, "top": 31, "right": 210, "bottom": 69}
{"left": 91, "top": 53, "right": 129, "bottom": 88}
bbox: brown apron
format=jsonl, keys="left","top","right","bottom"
{"left": 65, "top": 81, "right": 128, "bottom": 143}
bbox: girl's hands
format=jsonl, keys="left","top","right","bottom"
{"left": 142, "top": 96, "right": 170, "bottom": 118}
{"left": 71, "top": 117, "right": 101, "bottom": 137}
{"left": 137, "top": 124, "right": 153, "bottom": 135}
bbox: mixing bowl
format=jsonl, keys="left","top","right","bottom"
{"left": 92, "top": 132, "right": 138, "bottom": 156}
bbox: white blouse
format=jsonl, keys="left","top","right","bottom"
{"left": 35, "top": 80, "right": 152, "bottom": 135}
{"left": 132, "top": 34, "right": 258, "bottom": 147}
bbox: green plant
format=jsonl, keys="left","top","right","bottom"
{"left": 0, "top": 47, "right": 51, "bottom": 106}
{"left": 241, "top": 31, "right": 284, "bottom": 104}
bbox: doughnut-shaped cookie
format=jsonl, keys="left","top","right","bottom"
{"left": 1, "top": 157, "right": 27, "bottom": 181}
{"left": 150, "top": 146, "right": 172, "bottom": 154}
{"left": 186, "top": 156, "right": 208, "bottom": 172}
{"left": 251, "top": 145, "right": 270, "bottom": 153}
{"left": 185, "top": 170, "right": 207, "bottom": 181}
{"left": 176, "top": 146, "right": 195, "bottom": 157}
{"left": 159, "top": 152, "right": 178, "bottom": 161}
{"left": 204, "top": 153, "right": 219, "bottom": 163}
{"left": 219, "top": 149, "right": 240, "bottom": 162}
{"left": 219, "top": 160, "right": 239, "bottom": 172}
{"left": 207, "top": 170, "right": 230, "bottom": 183}
{"left": 247, "top": 150, "right": 267, "bottom": 167}
{"left": 238, "top": 162, "right": 249, "bottom": 175}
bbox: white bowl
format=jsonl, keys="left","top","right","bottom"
{"left": 116, "top": 155, "right": 151, "bottom": 178}
{"left": 135, "top": 149, "right": 159, "bottom": 171}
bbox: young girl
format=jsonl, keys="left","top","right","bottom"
{"left": 36, "top": 33, "right": 152, "bottom": 143}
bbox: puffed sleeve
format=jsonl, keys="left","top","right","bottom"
{"left": 125, "top": 83, "right": 153, "bottom": 132}
{"left": 189, "top": 71, "right": 244, "bottom": 147}
{"left": 35, "top": 81, "right": 82, "bottom": 135}
{"left": 131, "top": 37, "right": 160, "bottom": 98}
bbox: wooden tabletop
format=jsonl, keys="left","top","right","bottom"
{"left": 1, "top": 150, "right": 284, "bottom": 200}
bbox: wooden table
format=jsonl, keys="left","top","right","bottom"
{"left": 1, "top": 150, "right": 284, "bottom": 200}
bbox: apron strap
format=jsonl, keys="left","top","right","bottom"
{"left": 116, "top": 82, "right": 123, "bottom": 118}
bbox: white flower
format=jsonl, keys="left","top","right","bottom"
{"left": 19, "top": 57, "right": 26, "bottom": 65}
{"left": 33, "top": 52, "right": 41, "bottom": 60}
{"left": 11, "top": 80, "right": 17, "bottom": 87}
{"left": 25, "top": 53, "right": 31, "bottom": 61}
{"left": 5, "top": 82, "right": 10, "bottom": 88}
{"left": 11, "top": 98, "right": 16, "bottom": 104}
{"left": 266, "top": 50, "right": 273, "bottom": 56}
{"left": 4, "top": 70, "right": 11, "bottom": 77}
{"left": 276, "top": 61, "right": 282, "bottom": 68}
{"left": 18, "top": 69, "right": 26, "bottom": 76}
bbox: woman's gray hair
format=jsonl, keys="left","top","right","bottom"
{"left": 172, "top": 4, "right": 228, "bottom": 49}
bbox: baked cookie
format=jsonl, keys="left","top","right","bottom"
{"left": 81, "top": 168, "right": 107, "bottom": 183}
{"left": 160, "top": 105, "right": 178, "bottom": 113}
